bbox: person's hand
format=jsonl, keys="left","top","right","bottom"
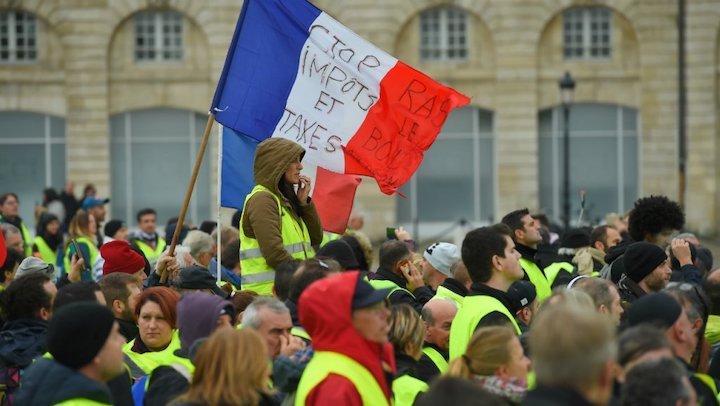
{"left": 395, "top": 226, "right": 412, "bottom": 241}
{"left": 671, "top": 238, "right": 693, "bottom": 266}
{"left": 68, "top": 254, "right": 84, "bottom": 283}
{"left": 156, "top": 252, "right": 179, "bottom": 278}
{"left": 280, "top": 334, "right": 306, "bottom": 357}
{"left": 400, "top": 260, "right": 424, "bottom": 291}
{"left": 297, "top": 175, "right": 311, "bottom": 206}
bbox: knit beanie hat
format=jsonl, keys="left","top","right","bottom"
{"left": 48, "top": 302, "right": 115, "bottom": 369}
{"left": 623, "top": 242, "right": 667, "bottom": 283}
{"left": 423, "top": 242, "right": 461, "bottom": 277}
{"left": 176, "top": 292, "right": 236, "bottom": 357}
{"left": 101, "top": 240, "right": 146, "bottom": 276}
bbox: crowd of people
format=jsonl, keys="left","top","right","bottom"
{"left": 0, "top": 137, "right": 718, "bottom": 405}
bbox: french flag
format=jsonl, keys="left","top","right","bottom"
{"left": 212, "top": 0, "right": 470, "bottom": 196}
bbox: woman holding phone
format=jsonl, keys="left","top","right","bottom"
{"left": 62, "top": 209, "right": 98, "bottom": 281}
{"left": 238, "top": 138, "right": 323, "bottom": 295}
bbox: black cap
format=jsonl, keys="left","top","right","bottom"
{"left": 507, "top": 280, "right": 537, "bottom": 311}
{"left": 317, "top": 239, "right": 360, "bottom": 270}
{"left": 176, "top": 265, "right": 228, "bottom": 298}
{"left": 561, "top": 228, "right": 591, "bottom": 249}
{"left": 627, "top": 293, "right": 682, "bottom": 330}
{"left": 48, "top": 303, "right": 115, "bottom": 369}
{"left": 352, "top": 277, "right": 391, "bottom": 310}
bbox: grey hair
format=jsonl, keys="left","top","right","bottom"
{"left": 0, "top": 223, "right": 20, "bottom": 239}
{"left": 182, "top": 230, "right": 214, "bottom": 260}
{"left": 243, "top": 296, "right": 289, "bottom": 330}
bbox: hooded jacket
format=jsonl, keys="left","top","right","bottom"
{"left": 241, "top": 138, "right": 323, "bottom": 270}
{"left": 0, "top": 319, "right": 48, "bottom": 368}
{"left": 176, "top": 292, "right": 235, "bottom": 357}
{"left": 299, "top": 272, "right": 395, "bottom": 405}
{"left": 15, "top": 357, "right": 113, "bottom": 405}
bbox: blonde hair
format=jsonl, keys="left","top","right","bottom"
{"left": 447, "top": 326, "right": 516, "bottom": 378}
{"left": 180, "top": 329, "right": 271, "bottom": 405}
{"left": 67, "top": 209, "right": 97, "bottom": 246}
{"left": 388, "top": 304, "right": 425, "bottom": 359}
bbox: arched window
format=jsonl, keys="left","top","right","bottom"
{"left": 563, "top": 7, "right": 611, "bottom": 59}
{"left": 110, "top": 108, "right": 210, "bottom": 227}
{"left": 133, "top": 10, "right": 183, "bottom": 62}
{"left": 538, "top": 104, "right": 638, "bottom": 224}
{"left": 0, "top": 10, "right": 38, "bottom": 63}
{"left": 420, "top": 7, "right": 469, "bottom": 62}
{"left": 397, "top": 107, "right": 494, "bottom": 233}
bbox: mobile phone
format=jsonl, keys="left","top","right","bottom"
{"left": 71, "top": 239, "right": 91, "bottom": 272}
{"left": 386, "top": 227, "right": 397, "bottom": 240}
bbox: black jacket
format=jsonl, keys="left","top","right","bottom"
{"left": 395, "top": 352, "right": 422, "bottom": 380}
{"left": 15, "top": 357, "right": 113, "bottom": 405}
{"left": 520, "top": 385, "right": 595, "bottom": 406}
{"left": 438, "top": 278, "right": 468, "bottom": 298}
{"left": 0, "top": 319, "right": 48, "bottom": 368}
{"left": 374, "top": 267, "right": 434, "bottom": 313}
{"left": 117, "top": 317, "right": 138, "bottom": 342}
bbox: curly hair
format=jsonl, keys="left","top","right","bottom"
{"left": 628, "top": 196, "right": 684, "bottom": 242}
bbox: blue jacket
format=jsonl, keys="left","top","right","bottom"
{"left": 0, "top": 319, "right": 48, "bottom": 367}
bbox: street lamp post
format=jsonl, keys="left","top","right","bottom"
{"left": 559, "top": 71, "right": 575, "bottom": 230}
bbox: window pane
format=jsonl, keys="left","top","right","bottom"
{"left": 420, "top": 7, "right": 468, "bottom": 62}
{"left": 416, "top": 139, "right": 474, "bottom": 221}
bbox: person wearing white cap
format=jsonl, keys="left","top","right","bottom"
{"left": 421, "top": 242, "right": 460, "bottom": 291}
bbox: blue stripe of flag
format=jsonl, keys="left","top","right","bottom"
{"left": 211, "top": 0, "right": 321, "bottom": 141}
{"left": 220, "top": 126, "right": 259, "bottom": 209}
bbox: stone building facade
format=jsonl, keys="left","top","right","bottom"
{"left": 0, "top": 0, "right": 718, "bottom": 240}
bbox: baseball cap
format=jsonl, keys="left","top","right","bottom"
{"left": 352, "top": 277, "right": 391, "bottom": 310}
{"left": 81, "top": 196, "right": 110, "bottom": 210}
{"left": 507, "top": 280, "right": 537, "bottom": 311}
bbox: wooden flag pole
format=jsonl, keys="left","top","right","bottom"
{"left": 160, "top": 113, "right": 215, "bottom": 284}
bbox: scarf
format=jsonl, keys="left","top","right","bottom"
{"left": 573, "top": 247, "right": 606, "bottom": 276}
{"left": 473, "top": 375, "right": 527, "bottom": 404}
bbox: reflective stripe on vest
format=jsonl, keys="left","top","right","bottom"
{"left": 392, "top": 374, "right": 429, "bottom": 406}
{"left": 295, "top": 351, "right": 389, "bottom": 406}
{"left": 434, "top": 285, "right": 464, "bottom": 306}
{"left": 240, "top": 185, "right": 313, "bottom": 296}
{"left": 368, "top": 279, "right": 415, "bottom": 299}
{"left": 291, "top": 326, "right": 311, "bottom": 342}
{"left": 543, "top": 262, "right": 574, "bottom": 287}
{"left": 694, "top": 372, "right": 720, "bottom": 400}
{"left": 422, "top": 346, "right": 448, "bottom": 374}
{"left": 449, "top": 295, "right": 521, "bottom": 360}
{"left": 63, "top": 237, "right": 99, "bottom": 278}
{"left": 19, "top": 222, "right": 32, "bottom": 257}
{"left": 121, "top": 331, "right": 193, "bottom": 379}
{"left": 134, "top": 238, "right": 167, "bottom": 266}
{"left": 33, "top": 236, "right": 57, "bottom": 265}
{"left": 519, "top": 258, "right": 552, "bottom": 302}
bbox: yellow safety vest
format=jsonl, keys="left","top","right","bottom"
{"left": 134, "top": 238, "right": 166, "bottom": 267}
{"left": 449, "top": 295, "right": 521, "bottom": 360}
{"left": 33, "top": 236, "right": 58, "bottom": 265}
{"left": 319, "top": 232, "right": 341, "bottom": 248}
{"left": 368, "top": 278, "right": 415, "bottom": 299}
{"left": 434, "top": 285, "right": 464, "bottom": 306}
{"left": 295, "top": 351, "right": 389, "bottom": 406}
{"left": 291, "top": 326, "right": 311, "bottom": 342}
{"left": 693, "top": 372, "right": 720, "bottom": 403}
{"left": 519, "top": 258, "right": 552, "bottom": 302}
{"left": 543, "top": 262, "right": 575, "bottom": 287}
{"left": 122, "top": 331, "right": 193, "bottom": 379}
{"left": 393, "top": 374, "right": 428, "bottom": 406}
{"left": 706, "top": 315, "right": 720, "bottom": 346}
{"left": 64, "top": 237, "right": 99, "bottom": 277}
{"left": 55, "top": 399, "right": 112, "bottom": 406}
{"left": 240, "top": 185, "right": 314, "bottom": 295}
{"left": 422, "top": 346, "right": 448, "bottom": 374}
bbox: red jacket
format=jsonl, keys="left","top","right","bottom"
{"left": 299, "top": 272, "right": 396, "bottom": 405}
